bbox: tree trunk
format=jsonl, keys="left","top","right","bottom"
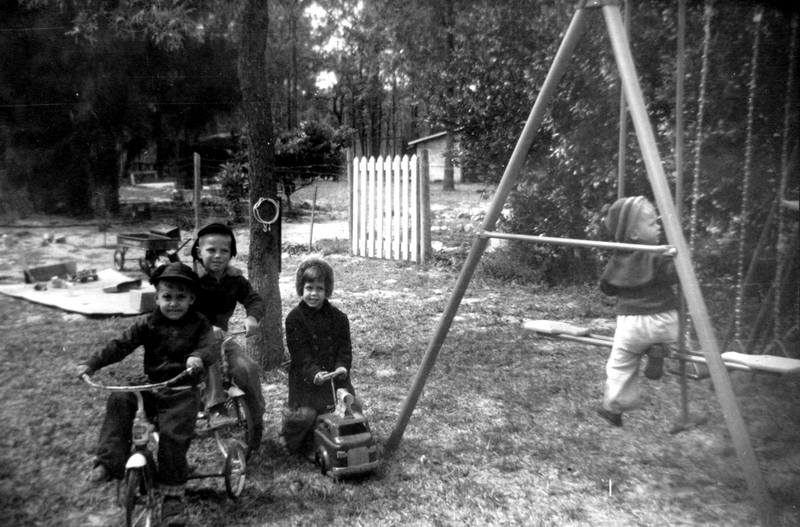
{"left": 441, "top": 0, "right": 456, "bottom": 191}
{"left": 238, "top": 0, "right": 284, "bottom": 371}
{"left": 443, "top": 131, "right": 455, "bottom": 191}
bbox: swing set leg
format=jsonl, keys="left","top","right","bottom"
{"left": 669, "top": 304, "right": 709, "bottom": 435}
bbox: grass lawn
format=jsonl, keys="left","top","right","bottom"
{"left": 1, "top": 181, "right": 798, "bottom": 526}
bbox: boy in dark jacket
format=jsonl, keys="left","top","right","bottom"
{"left": 597, "top": 196, "right": 679, "bottom": 427}
{"left": 77, "top": 262, "right": 215, "bottom": 522}
{"left": 280, "top": 257, "right": 358, "bottom": 456}
{"left": 192, "top": 222, "right": 266, "bottom": 447}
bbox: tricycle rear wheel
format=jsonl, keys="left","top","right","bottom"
{"left": 224, "top": 440, "right": 247, "bottom": 499}
{"left": 215, "top": 397, "right": 255, "bottom": 459}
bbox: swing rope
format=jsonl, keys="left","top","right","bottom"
{"left": 685, "top": 0, "right": 713, "bottom": 347}
{"left": 773, "top": 14, "right": 799, "bottom": 341}
{"left": 689, "top": 0, "right": 713, "bottom": 257}
{"left": 733, "top": 7, "right": 762, "bottom": 344}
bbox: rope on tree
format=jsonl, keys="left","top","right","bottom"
{"left": 734, "top": 6, "right": 763, "bottom": 343}
{"left": 774, "top": 14, "right": 799, "bottom": 340}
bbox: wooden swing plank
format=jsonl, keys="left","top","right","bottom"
{"left": 721, "top": 352, "right": 800, "bottom": 375}
{"left": 523, "top": 319, "right": 800, "bottom": 374}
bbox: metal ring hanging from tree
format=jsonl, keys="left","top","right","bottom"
{"left": 252, "top": 197, "right": 280, "bottom": 232}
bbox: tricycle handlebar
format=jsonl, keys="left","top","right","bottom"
{"left": 82, "top": 368, "right": 197, "bottom": 392}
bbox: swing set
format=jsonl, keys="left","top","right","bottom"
{"left": 385, "top": 1, "right": 799, "bottom": 524}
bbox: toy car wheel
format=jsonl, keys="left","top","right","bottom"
{"left": 113, "top": 249, "right": 126, "bottom": 271}
{"left": 316, "top": 446, "right": 331, "bottom": 476}
{"left": 224, "top": 440, "right": 247, "bottom": 499}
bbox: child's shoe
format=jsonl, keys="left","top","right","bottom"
{"left": 162, "top": 496, "right": 185, "bottom": 527}
{"left": 208, "top": 405, "right": 236, "bottom": 430}
{"left": 596, "top": 407, "right": 623, "bottom": 427}
{"left": 87, "top": 463, "right": 110, "bottom": 484}
{"left": 643, "top": 344, "right": 666, "bottom": 380}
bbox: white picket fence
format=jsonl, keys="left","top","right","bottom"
{"left": 350, "top": 155, "right": 421, "bottom": 262}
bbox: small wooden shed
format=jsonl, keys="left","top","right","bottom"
{"left": 408, "top": 131, "right": 463, "bottom": 183}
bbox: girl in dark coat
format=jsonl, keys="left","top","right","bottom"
{"left": 280, "top": 257, "right": 358, "bottom": 456}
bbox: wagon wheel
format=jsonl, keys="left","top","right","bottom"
{"left": 113, "top": 248, "right": 127, "bottom": 271}
{"left": 138, "top": 250, "right": 162, "bottom": 277}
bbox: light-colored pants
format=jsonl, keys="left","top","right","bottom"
{"left": 202, "top": 339, "right": 266, "bottom": 427}
{"left": 603, "top": 310, "right": 678, "bottom": 414}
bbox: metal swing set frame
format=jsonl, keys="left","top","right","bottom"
{"left": 385, "top": 0, "right": 784, "bottom": 523}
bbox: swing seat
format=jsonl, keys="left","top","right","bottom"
{"left": 524, "top": 319, "right": 800, "bottom": 375}
{"left": 720, "top": 352, "right": 800, "bottom": 375}
{"left": 523, "top": 320, "right": 591, "bottom": 336}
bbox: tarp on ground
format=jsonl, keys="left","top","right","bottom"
{"left": 0, "top": 269, "right": 148, "bottom": 316}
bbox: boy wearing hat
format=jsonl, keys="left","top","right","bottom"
{"left": 77, "top": 262, "right": 216, "bottom": 522}
{"left": 280, "top": 257, "right": 358, "bottom": 456}
{"left": 597, "top": 196, "right": 679, "bottom": 427}
{"left": 191, "top": 222, "right": 266, "bottom": 446}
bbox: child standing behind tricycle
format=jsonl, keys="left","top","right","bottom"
{"left": 280, "top": 257, "right": 359, "bottom": 457}
{"left": 76, "top": 262, "right": 216, "bottom": 523}
{"left": 596, "top": 196, "right": 680, "bottom": 427}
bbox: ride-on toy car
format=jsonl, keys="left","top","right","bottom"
{"left": 313, "top": 372, "right": 379, "bottom": 480}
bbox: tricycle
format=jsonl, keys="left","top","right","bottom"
{"left": 82, "top": 367, "right": 248, "bottom": 527}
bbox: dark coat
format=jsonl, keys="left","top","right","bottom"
{"left": 83, "top": 309, "right": 216, "bottom": 383}
{"left": 285, "top": 299, "right": 355, "bottom": 412}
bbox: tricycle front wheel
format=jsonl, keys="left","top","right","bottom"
{"left": 124, "top": 466, "right": 158, "bottom": 527}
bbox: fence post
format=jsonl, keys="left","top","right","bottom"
{"left": 359, "top": 157, "right": 368, "bottom": 257}
{"left": 419, "top": 150, "right": 432, "bottom": 262}
{"left": 376, "top": 156, "right": 385, "bottom": 259}
{"left": 410, "top": 155, "right": 419, "bottom": 263}
{"left": 348, "top": 149, "right": 354, "bottom": 255}
{"left": 393, "top": 155, "right": 401, "bottom": 259}
{"left": 401, "top": 155, "right": 410, "bottom": 261}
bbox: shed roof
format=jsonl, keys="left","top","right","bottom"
{"left": 407, "top": 131, "right": 448, "bottom": 147}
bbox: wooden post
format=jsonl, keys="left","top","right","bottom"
{"left": 419, "top": 150, "right": 432, "bottom": 262}
{"left": 308, "top": 186, "right": 317, "bottom": 252}
{"left": 348, "top": 149, "right": 354, "bottom": 255}
{"left": 193, "top": 153, "right": 201, "bottom": 232}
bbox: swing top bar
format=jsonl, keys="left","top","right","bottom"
{"left": 476, "top": 229, "right": 677, "bottom": 255}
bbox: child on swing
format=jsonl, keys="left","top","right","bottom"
{"left": 597, "top": 196, "right": 679, "bottom": 427}
{"left": 280, "top": 257, "right": 359, "bottom": 458}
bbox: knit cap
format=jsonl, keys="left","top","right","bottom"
{"left": 192, "top": 220, "right": 237, "bottom": 261}
{"left": 604, "top": 196, "right": 649, "bottom": 243}
{"left": 295, "top": 257, "right": 334, "bottom": 298}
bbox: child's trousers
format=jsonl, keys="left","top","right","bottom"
{"left": 94, "top": 388, "right": 200, "bottom": 487}
{"left": 603, "top": 310, "right": 678, "bottom": 414}
{"left": 203, "top": 339, "right": 266, "bottom": 430}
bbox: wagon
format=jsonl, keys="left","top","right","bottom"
{"left": 113, "top": 225, "right": 187, "bottom": 275}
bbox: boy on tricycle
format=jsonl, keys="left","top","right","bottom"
{"left": 76, "top": 262, "right": 216, "bottom": 524}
